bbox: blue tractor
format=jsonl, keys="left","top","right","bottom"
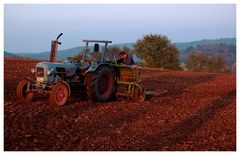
{"left": 16, "top": 33, "right": 145, "bottom": 107}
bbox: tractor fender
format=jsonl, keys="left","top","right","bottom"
{"left": 95, "top": 62, "right": 113, "bottom": 71}
{"left": 86, "top": 62, "right": 113, "bottom": 73}
{"left": 59, "top": 81, "right": 71, "bottom": 97}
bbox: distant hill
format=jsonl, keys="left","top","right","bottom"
{"left": 181, "top": 43, "right": 236, "bottom": 65}
{"left": 111, "top": 43, "right": 134, "bottom": 49}
{"left": 4, "top": 51, "right": 21, "bottom": 58}
{"left": 6, "top": 38, "right": 236, "bottom": 65}
{"left": 174, "top": 38, "right": 236, "bottom": 51}
{"left": 16, "top": 46, "right": 84, "bottom": 60}
{"left": 175, "top": 38, "right": 236, "bottom": 65}
{"left": 13, "top": 43, "right": 134, "bottom": 60}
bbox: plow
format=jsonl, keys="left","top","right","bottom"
{"left": 115, "top": 65, "right": 145, "bottom": 101}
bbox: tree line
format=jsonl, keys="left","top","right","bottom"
{"left": 73, "top": 34, "right": 235, "bottom": 73}
{"left": 124, "top": 34, "right": 235, "bottom": 73}
{"left": 185, "top": 53, "right": 231, "bottom": 73}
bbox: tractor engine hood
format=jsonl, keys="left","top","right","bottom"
{"left": 36, "top": 61, "right": 78, "bottom": 79}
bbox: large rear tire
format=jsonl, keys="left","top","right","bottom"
{"left": 16, "top": 80, "right": 34, "bottom": 103}
{"left": 50, "top": 83, "right": 69, "bottom": 106}
{"left": 86, "top": 66, "right": 115, "bottom": 102}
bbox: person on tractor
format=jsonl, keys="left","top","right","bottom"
{"left": 117, "top": 51, "right": 135, "bottom": 65}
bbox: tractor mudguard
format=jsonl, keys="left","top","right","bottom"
{"left": 86, "top": 61, "right": 113, "bottom": 73}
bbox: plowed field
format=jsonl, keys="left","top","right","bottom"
{"left": 4, "top": 58, "right": 236, "bottom": 151}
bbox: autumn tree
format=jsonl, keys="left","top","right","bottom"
{"left": 186, "top": 53, "right": 230, "bottom": 73}
{"left": 185, "top": 52, "right": 207, "bottom": 72}
{"left": 133, "top": 34, "right": 180, "bottom": 70}
{"left": 206, "top": 54, "right": 229, "bottom": 73}
{"left": 107, "top": 46, "right": 121, "bottom": 60}
{"left": 108, "top": 46, "right": 121, "bottom": 54}
{"left": 122, "top": 46, "right": 131, "bottom": 53}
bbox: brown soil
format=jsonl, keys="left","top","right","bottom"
{"left": 4, "top": 58, "right": 236, "bottom": 151}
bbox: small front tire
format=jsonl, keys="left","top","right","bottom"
{"left": 16, "top": 80, "right": 34, "bottom": 103}
{"left": 50, "top": 83, "right": 69, "bottom": 106}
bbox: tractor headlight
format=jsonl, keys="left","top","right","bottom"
{"left": 31, "top": 68, "right": 36, "bottom": 73}
{"left": 47, "top": 68, "right": 54, "bottom": 75}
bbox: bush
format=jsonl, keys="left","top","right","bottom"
{"left": 133, "top": 34, "right": 180, "bottom": 70}
{"left": 186, "top": 53, "right": 230, "bottom": 73}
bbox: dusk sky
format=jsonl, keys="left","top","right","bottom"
{"left": 4, "top": 4, "right": 236, "bottom": 53}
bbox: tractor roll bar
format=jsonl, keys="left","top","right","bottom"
{"left": 82, "top": 40, "right": 112, "bottom": 43}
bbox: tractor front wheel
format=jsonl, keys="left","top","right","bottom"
{"left": 50, "top": 83, "right": 69, "bottom": 106}
{"left": 16, "top": 79, "right": 34, "bottom": 103}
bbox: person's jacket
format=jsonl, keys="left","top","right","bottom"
{"left": 117, "top": 54, "right": 135, "bottom": 65}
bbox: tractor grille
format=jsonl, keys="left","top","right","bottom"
{"left": 37, "top": 67, "right": 44, "bottom": 77}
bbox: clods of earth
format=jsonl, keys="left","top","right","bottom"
{"left": 4, "top": 58, "right": 236, "bottom": 151}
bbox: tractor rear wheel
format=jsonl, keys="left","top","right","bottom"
{"left": 50, "top": 83, "right": 69, "bottom": 106}
{"left": 16, "top": 79, "right": 34, "bottom": 103}
{"left": 86, "top": 66, "right": 115, "bottom": 102}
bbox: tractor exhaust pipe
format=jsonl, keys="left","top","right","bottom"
{"left": 49, "top": 33, "right": 63, "bottom": 62}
